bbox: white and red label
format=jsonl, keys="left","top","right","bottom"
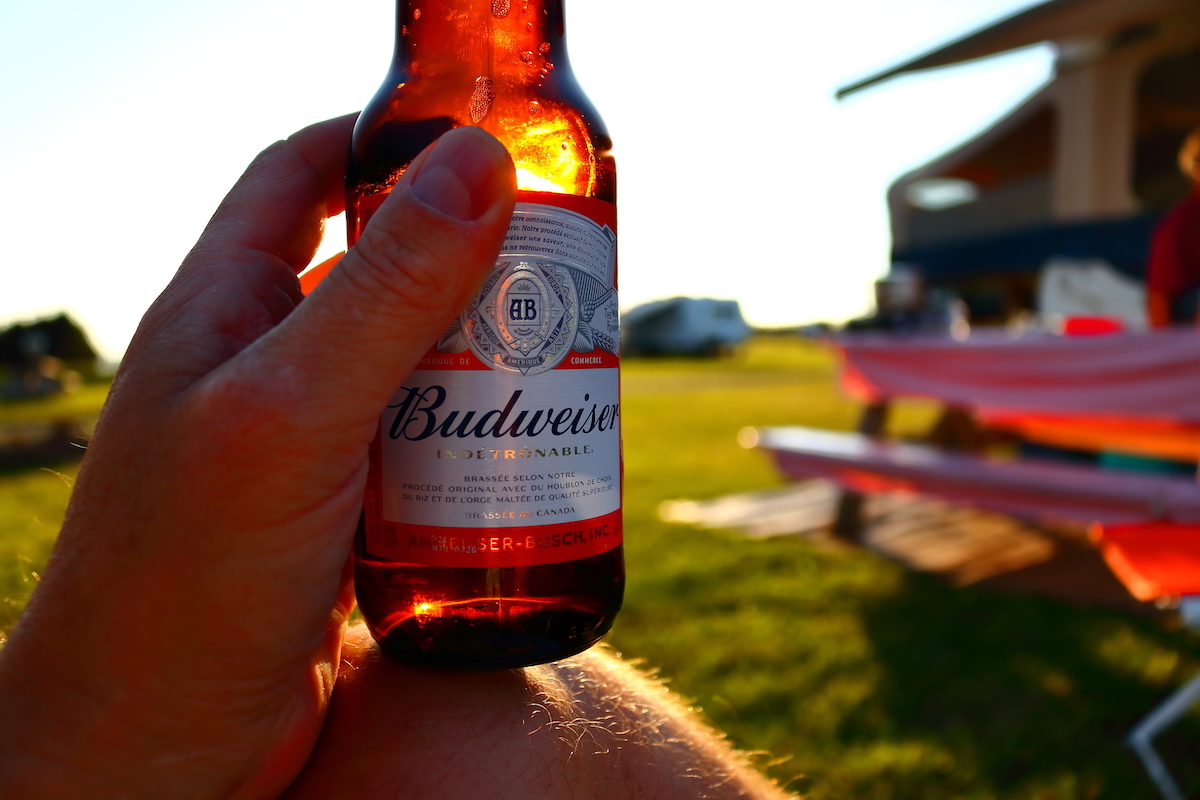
{"left": 363, "top": 191, "right": 621, "bottom": 567}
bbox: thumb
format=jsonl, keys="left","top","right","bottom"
{"left": 259, "top": 126, "right": 516, "bottom": 428}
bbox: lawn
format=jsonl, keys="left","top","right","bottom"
{"left": 2, "top": 338, "right": 1199, "bottom": 798}
{"left": 0, "top": 382, "right": 106, "bottom": 634}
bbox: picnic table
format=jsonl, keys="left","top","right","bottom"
{"left": 750, "top": 329, "right": 1200, "bottom": 535}
{"left": 749, "top": 327, "right": 1200, "bottom": 800}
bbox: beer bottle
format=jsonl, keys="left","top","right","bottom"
{"left": 346, "top": 0, "right": 622, "bottom": 668}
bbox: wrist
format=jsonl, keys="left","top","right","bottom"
{"left": 0, "top": 584, "right": 215, "bottom": 798}
{"left": 0, "top": 627, "right": 118, "bottom": 796}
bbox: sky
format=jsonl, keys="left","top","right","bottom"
{"left": 0, "top": 0, "right": 1055, "bottom": 361}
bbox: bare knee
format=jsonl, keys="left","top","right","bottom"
{"left": 280, "top": 626, "right": 792, "bottom": 800}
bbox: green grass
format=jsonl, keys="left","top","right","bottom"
{"left": 0, "top": 380, "right": 106, "bottom": 636}
{"left": 615, "top": 338, "right": 1200, "bottom": 798}
{"left": 0, "top": 381, "right": 110, "bottom": 426}
{"left": 2, "top": 339, "right": 1199, "bottom": 798}
{"left": 0, "top": 465, "right": 77, "bottom": 635}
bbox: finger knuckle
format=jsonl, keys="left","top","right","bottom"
{"left": 189, "top": 367, "right": 289, "bottom": 444}
{"left": 347, "top": 220, "right": 474, "bottom": 316}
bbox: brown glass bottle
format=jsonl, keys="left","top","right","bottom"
{"left": 347, "top": 0, "right": 622, "bottom": 669}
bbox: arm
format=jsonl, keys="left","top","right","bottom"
{"left": 1146, "top": 208, "right": 1183, "bottom": 328}
{"left": 281, "top": 627, "right": 796, "bottom": 800}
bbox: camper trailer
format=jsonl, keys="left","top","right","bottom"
{"left": 840, "top": 0, "right": 1200, "bottom": 325}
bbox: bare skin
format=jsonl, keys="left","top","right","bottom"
{"left": 0, "top": 118, "right": 792, "bottom": 799}
{"left": 282, "top": 628, "right": 793, "bottom": 800}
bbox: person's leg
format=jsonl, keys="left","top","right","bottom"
{"left": 280, "top": 626, "right": 794, "bottom": 800}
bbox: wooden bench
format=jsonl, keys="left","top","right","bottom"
{"left": 746, "top": 425, "right": 1200, "bottom": 528}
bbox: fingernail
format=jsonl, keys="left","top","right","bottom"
{"left": 409, "top": 127, "right": 513, "bottom": 221}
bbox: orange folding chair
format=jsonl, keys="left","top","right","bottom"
{"left": 1091, "top": 522, "right": 1200, "bottom": 800}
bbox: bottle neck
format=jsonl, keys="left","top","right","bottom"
{"left": 393, "top": 0, "right": 570, "bottom": 78}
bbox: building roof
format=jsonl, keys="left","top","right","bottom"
{"left": 837, "top": 0, "right": 1186, "bottom": 98}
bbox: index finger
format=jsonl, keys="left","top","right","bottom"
{"left": 119, "top": 114, "right": 359, "bottom": 392}
{"left": 187, "top": 112, "right": 357, "bottom": 274}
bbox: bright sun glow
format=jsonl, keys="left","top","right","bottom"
{"left": 514, "top": 166, "right": 571, "bottom": 193}
{"left": 413, "top": 601, "right": 440, "bottom": 618}
{"left": 502, "top": 111, "right": 595, "bottom": 195}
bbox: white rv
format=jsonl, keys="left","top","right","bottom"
{"left": 621, "top": 298, "right": 752, "bottom": 356}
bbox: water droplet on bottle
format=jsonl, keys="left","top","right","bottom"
{"left": 413, "top": 7, "right": 421, "bottom": 19}
{"left": 526, "top": 22, "right": 533, "bottom": 32}
{"left": 539, "top": 41, "right": 550, "bottom": 53}
{"left": 528, "top": 101, "right": 542, "bottom": 114}
{"left": 520, "top": 51, "right": 534, "bottom": 64}
{"left": 470, "top": 77, "right": 495, "bottom": 123}
{"left": 492, "top": 0, "right": 510, "bottom": 17}
{"left": 544, "top": 60, "right": 554, "bottom": 71}
{"left": 401, "top": 24, "right": 408, "bottom": 35}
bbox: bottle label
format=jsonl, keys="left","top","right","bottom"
{"left": 364, "top": 191, "right": 621, "bottom": 568}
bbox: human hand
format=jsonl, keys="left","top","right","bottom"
{"left": 0, "top": 118, "right": 516, "bottom": 798}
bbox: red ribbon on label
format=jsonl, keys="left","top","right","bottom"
{"left": 414, "top": 349, "right": 619, "bottom": 370}
{"left": 373, "top": 510, "right": 622, "bottom": 567}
